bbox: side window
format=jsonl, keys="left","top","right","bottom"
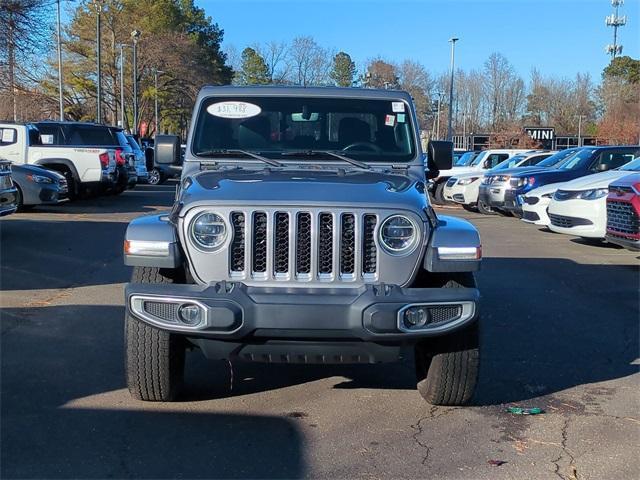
{"left": 0, "top": 128, "right": 17, "bottom": 146}
{"left": 592, "top": 150, "right": 636, "bottom": 172}
{"left": 487, "top": 154, "right": 508, "bottom": 168}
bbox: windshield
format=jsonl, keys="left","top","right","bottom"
{"left": 492, "top": 155, "right": 525, "bottom": 171}
{"left": 454, "top": 151, "right": 478, "bottom": 166}
{"left": 192, "top": 97, "right": 416, "bottom": 162}
{"left": 536, "top": 148, "right": 580, "bottom": 168}
{"left": 471, "top": 151, "right": 488, "bottom": 166}
{"left": 557, "top": 148, "right": 597, "bottom": 170}
{"left": 620, "top": 157, "right": 640, "bottom": 171}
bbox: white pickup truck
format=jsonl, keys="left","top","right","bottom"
{"left": 0, "top": 122, "right": 119, "bottom": 198}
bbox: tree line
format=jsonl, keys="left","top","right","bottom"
{"left": 1, "top": 0, "right": 638, "bottom": 145}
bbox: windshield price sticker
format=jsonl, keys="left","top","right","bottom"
{"left": 397, "top": 113, "right": 406, "bottom": 123}
{"left": 207, "top": 101, "right": 262, "bottom": 119}
{"left": 391, "top": 102, "right": 405, "bottom": 113}
{"left": 385, "top": 114, "right": 396, "bottom": 127}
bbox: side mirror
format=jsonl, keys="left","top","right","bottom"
{"left": 596, "top": 163, "right": 610, "bottom": 172}
{"left": 426, "top": 141, "right": 453, "bottom": 178}
{"left": 154, "top": 135, "right": 181, "bottom": 166}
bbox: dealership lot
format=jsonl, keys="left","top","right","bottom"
{"left": 1, "top": 184, "right": 638, "bottom": 479}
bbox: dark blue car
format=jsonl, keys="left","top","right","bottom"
{"left": 501, "top": 146, "right": 640, "bottom": 215}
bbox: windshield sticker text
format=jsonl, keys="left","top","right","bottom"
{"left": 207, "top": 101, "right": 262, "bottom": 119}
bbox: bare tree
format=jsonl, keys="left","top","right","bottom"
{"left": 364, "top": 58, "right": 398, "bottom": 88}
{"left": 288, "top": 36, "right": 331, "bottom": 86}
{"left": 396, "top": 60, "right": 432, "bottom": 128}
{"left": 255, "top": 40, "right": 290, "bottom": 83}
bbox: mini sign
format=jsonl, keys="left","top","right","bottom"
{"left": 524, "top": 127, "right": 555, "bottom": 141}
{"left": 207, "top": 101, "right": 262, "bottom": 119}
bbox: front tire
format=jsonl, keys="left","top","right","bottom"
{"left": 431, "top": 181, "right": 446, "bottom": 205}
{"left": 125, "top": 266, "right": 186, "bottom": 401}
{"left": 477, "top": 200, "right": 496, "bottom": 215}
{"left": 415, "top": 273, "right": 480, "bottom": 406}
{"left": 148, "top": 168, "right": 164, "bottom": 185}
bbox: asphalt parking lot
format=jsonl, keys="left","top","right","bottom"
{"left": 1, "top": 184, "right": 638, "bottom": 479}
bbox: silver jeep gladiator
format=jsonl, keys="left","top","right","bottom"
{"left": 123, "top": 86, "right": 482, "bottom": 405}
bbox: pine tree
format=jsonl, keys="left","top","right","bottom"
{"left": 330, "top": 52, "right": 356, "bottom": 87}
{"left": 238, "top": 47, "right": 270, "bottom": 85}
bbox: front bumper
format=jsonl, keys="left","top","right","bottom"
{"left": 479, "top": 183, "right": 508, "bottom": 208}
{"left": 444, "top": 181, "right": 480, "bottom": 205}
{"left": 502, "top": 188, "right": 526, "bottom": 213}
{"left": 126, "top": 282, "right": 479, "bottom": 361}
{"left": 0, "top": 187, "right": 18, "bottom": 216}
{"left": 547, "top": 198, "right": 605, "bottom": 238}
{"left": 606, "top": 233, "right": 640, "bottom": 251}
{"left": 521, "top": 196, "right": 552, "bottom": 225}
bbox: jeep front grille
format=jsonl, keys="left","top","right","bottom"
{"left": 229, "top": 210, "right": 379, "bottom": 282}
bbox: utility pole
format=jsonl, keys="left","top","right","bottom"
{"left": 447, "top": 37, "right": 459, "bottom": 141}
{"left": 8, "top": 11, "right": 16, "bottom": 121}
{"left": 93, "top": 0, "right": 104, "bottom": 123}
{"left": 154, "top": 68, "right": 164, "bottom": 135}
{"left": 131, "top": 30, "right": 141, "bottom": 135}
{"left": 462, "top": 111, "right": 467, "bottom": 150}
{"left": 56, "top": 0, "right": 64, "bottom": 120}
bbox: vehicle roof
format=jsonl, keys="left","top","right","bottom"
{"left": 197, "top": 85, "right": 413, "bottom": 102}
{"left": 35, "top": 120, "right": 123, "bottom": 130}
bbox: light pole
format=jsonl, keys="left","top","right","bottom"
{"left": 154, "top": 68, "right": 165, "bottom": 135}
{"left": 92, "top": 0, "right": 105, "bottom": 123}
{"left": 447, "top": 37, "right": 459, "bottom": 141}
{"left": 131, "top": 29, "right": 141, "bottom": 135}
{"left": 435, "top": 92, "right": 444, "bottom": 140}
{"left": 56, "top": 0, "right": 64, "bottom": 120}
{"left": 576, "top": 114, "right": 584, "bottom": 147}
{"left": 118, "top": 44, "right": 130, "bottom": 129}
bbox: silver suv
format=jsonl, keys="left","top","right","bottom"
{"left": 123, "top": 86, "right": 482, "bottom": 405}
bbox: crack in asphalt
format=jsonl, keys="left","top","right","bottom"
{"left": 410, "top": 406, "right": 456, "bottom": 465}
{"left": 552, "top": 417, "right": 578, "bottom": 480}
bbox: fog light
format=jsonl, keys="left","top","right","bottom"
{"left": 178, "top": 304, "right": 203, "bottom": 326}
{"left": 403, "top": 306, "right": 429, "bottom": 329}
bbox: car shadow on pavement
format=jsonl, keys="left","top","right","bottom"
{"left": 1, "top": 304, "right": 305, "bottom": 479}
{"left": 474, "top": 257, "right": 639, "bottom": 405}
{"left": 0, "top": 219, "right": 132, "bottom": 291}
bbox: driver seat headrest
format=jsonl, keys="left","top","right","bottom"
{"left": 338, "top": 117, "right": 371, "bottom": 146}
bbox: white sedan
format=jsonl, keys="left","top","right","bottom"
{"left": 547, "top": 156, "right": 640, "bottom": 238}
{"left": 521, "top": 183, "right": 564, "bottom": 226}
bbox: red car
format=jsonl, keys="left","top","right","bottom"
{"left": 606, "top": 173, "right": 640, "bottom": 251}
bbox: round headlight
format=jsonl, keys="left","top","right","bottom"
{"left": 379, "top": 215, "right": 418, "bottom": 255}
{"left": 191, "top": 212, "right": 227, "bottom": 250}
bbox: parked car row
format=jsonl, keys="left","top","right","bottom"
{"left": 0, "top": 120, "right": 183, "bottom": 214}
{"left": 432, "top": 145, "right": 640, "bottom": 251}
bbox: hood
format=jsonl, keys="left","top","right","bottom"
{"left": 180, "top": 168, "right": 428, "bottom": 214}
{"left": 491, "top": 165, "right": 554, "bottom": 177}
{"left": 439, "top": 165, "right": 481, "bottom": 177}
{"left": 11, "top": 163, "right": 65, "bottom": 180}
{"left": 558, "top": 169, "right": 637, "bottom": 191}
{"left": 450, "top": 171, "right": 485, "bottom": 181}
{"left": 525, "top": 182, "right": 565, "bottom": 197}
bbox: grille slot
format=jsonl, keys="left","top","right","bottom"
{"left": 363, "top": 214, "right": 377, "bottom": 274}
{"left": 252, "top": 212, "right": 268, "bottom": 273}
{"left": 296, "top": 213, "right": 312, "bottom": 274}
{"left": 549, "top": 213, "right": 593, "bottom": 228}
{"left": 340, "top": 214, "right": 356, "bottom": 275}
{"left": 607, "top": 201, "right": 639, "bottom": 235}
{"left": 143, "top": 301, "right": 179, "bottom": 322}
{"left": 274, "top": 212, "right": 290, "bottom": 274}
{"left": 318, "top": 213, "right": 334, "bottom": 275}
{"left": 224, "top": 210, "right": 382, "bottom": 283}
{"left": 230, "top": 212, "right": 245, "bottom": 272}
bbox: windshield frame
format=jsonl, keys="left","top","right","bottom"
{"left": 189, "top": 95, "right": 420, "bottom": 165}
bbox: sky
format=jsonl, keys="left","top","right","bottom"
{"left": 199, "top": 0, "right": 640, "bottom": 81}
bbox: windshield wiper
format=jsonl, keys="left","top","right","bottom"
{"left": 280, "top": 150, "right": 371, "bottom": 169}
{"left": 196, "top": 149, "right": 283, "bottom": 167}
